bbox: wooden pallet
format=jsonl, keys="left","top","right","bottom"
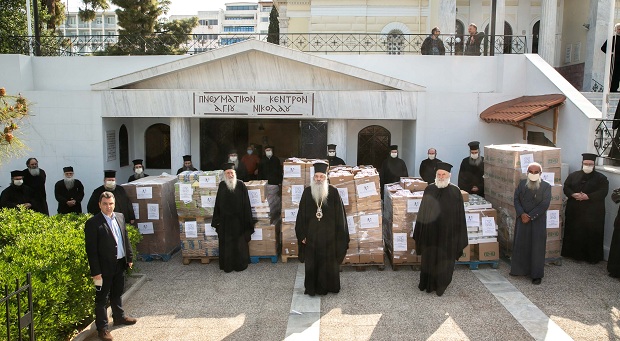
{"left": 281, "top": 254, "right": 298, "bottom": 263}
{"left": 182, "top": 256, "right": 218, "bottom": 265}
{"left": 385, "top": 248, "right": 421, "bottom": 270}
{"left": 340, "top": 263, "right": 386, "bottom": 271}
{"left": 138, "top": 246, "right": 180, "bottom": 262}
{"left": 250, "top": 255, "right": 278, "bottom": 264}
{"left": 456, "top": 260, "right": 500, "bottom": 270}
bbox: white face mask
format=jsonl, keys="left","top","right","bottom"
{"left": 390, "top": 152, "right": 398, "bottom": 158}
{"left": 527, "top": 173, "right": 540, "bottom": 182}
{"left": 582, "top": 165, "right": 594, "bottom": 174}
{"left": 265, "top": 151, "right": 273, "bottom": 157}
{"left": 247, "top": 150, "right": 253, "bottom": 155}
{"left": 428, "top": 154, "right": 436, "bottom": 160}
{"left": 105, "top": 180, "right": 116, "bottom": 189}
{"left": 470, "top": 153, "right": 479, "bottom": 160}
{"left": 13, "top": 179, "right": 23, "bottom": 186}
{"left": 229, "top": 156, "right": 238, "bottom": 162}
{"left": 135, "top": 167, "right": 143, "bottom": 174}
{"left": 328, "top": 151, "right": 336, "bottom": 157}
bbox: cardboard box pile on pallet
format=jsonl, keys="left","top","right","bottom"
{"left": 175, "top": 171, "right": 223, "bottom": 258}
{"left": 330, "top": 166, "right": 384, "bottom": 265}
{"left": 246, "top": 180, "right": 279, "bottom": 257}
{"left": 280, "top": 158, "right": 310, "bottom": 259}
{"left": 382, "top": 178, "right": 427, "bottom": 265}
{"left": 484, "top": 144, "right": 563, "bottom": 258}
{"left": 121, "top": 176, "right": 180, "bottom": 258}
{"left": 459, "top": 195, "right": 500, "bottom": 262}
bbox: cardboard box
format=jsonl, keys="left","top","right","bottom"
{"left": 342, "top": 255, "right": 360, "bottom": 264}
{"left": 282, "top": 241, "right": 299, "bottom": 256}
{"left": 477, "top": 242, "right": 500, "bottom": 260}
{"left": 545, "top": 240, "right": 562, "bottom": 259}
{"left": 458, "top": 245, "right": 471, "bottom": 262}
{"left": 546, "top": 228, "right": 562, "bottom": 241}
{"left": 249, "top": 240, "right": 277, "bottom": 256}
{"left": 358, "top": 252, "right": 384, "bottom": 264}
{"left": 399, "top": 177, "right": 428, "bottom": 192}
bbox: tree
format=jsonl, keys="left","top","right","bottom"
{"left": 267, "top": 5, "right": 279, "bottom": 45}
{"left": 0, "top": 88, "right": 31, "bottom": 164}
{"left": 0, "top": 0, "right": 64, "bottom": 54}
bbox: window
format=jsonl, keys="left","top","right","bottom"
{"left": 145, "top": 124, "right": 171, "bottom": 169}
{"left": 119, "top": 125, "right": 129, "bottom": 167}
{"left": 261, "top": 17, "right": 269, "bottom": 22}
{"left": 106, "top": 17, "right": 114, "bottom": 24}
{"left": 199, "top": 19, "right": 208, "bottom": 26}
{"left": 262, "top": 6, "right": 272, "bottom": 12}
{"left": 226, "top": 5, "right": 258, "bottom": 10}
{"left": 194, "top": 34, "right": 218, "bottom": 40}
{"left": 223, "top": 26, "right": 254, "bottom": 33}
{"left": 68, "top": 17, "right": 75, "bottom": 25}
{"left": 221, "top": 37, "right": 249, "bottom": 45}
{"left": 226, "top": 16, "right": 254, "bottom": 20}
{"left": 95, "top": 18, "right": 102, "bottom": 24}
{"left": 208, "top": 19, "right": 218, "bottom": 25}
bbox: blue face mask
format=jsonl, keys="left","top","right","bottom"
{"left": 247, "top": 150, "right": 253, "bottom": 155}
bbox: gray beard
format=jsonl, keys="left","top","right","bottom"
{"left": 64, "top": 178, "right": 75, "bottom": 190}
{"left": 310, "top": 179, "right": 329, "bottom": 206}
{"left": 435, "top": 177, "right": 450, "bottom": 189}
{"left": 29, "top": 167, "right": 40, "bottom": 176}
{"left": 526, "top": 179, "right": 541, "bottom": 191}
{"left": 134, "top": 172, "right": 146, "bottom": 179}
{"left": 468, "top": 157, "right": 482, "bottom": 167}
{"left": 225, "top": 174, "right": 237, "bottom": 192}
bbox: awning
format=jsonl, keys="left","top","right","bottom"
{"left": 480, "top": 94, "right": 566, "bottom": 144}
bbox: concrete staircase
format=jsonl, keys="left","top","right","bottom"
{"left": 581, "top": 92, "right": 620, "bottom": 119}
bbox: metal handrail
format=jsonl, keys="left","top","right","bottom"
{"left": 2, "top": 33, "right": 528, "bottom": 56}
{"left": 594, "top": 119, "right": 620, "bottom": 160}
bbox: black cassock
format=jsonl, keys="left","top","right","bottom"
{"left": 87, "top": 185, "right": 136, "bottom": 222}
{"left": 562, "top": 170, "right": 609, "bottom": 263}
{"left": 413, "top": 183, "right": 467, "bottom": 296}
{"left": 0, "top": 184, "right": 42, "bottom": 212}
{"left": 295, "top": 186, "right": 349, "bottom": 296}
{"left": 608, "top": 189, "right": 620, "bottom": 277}
{"left": 22, "top": 168, "right": 49, "bottom": 215}
{"left": 380, "top": 157, "right": 408, "bottom": 197}
{"left": 328, "top": 156, "right": 346, "bottom": 167}
{"left": 258, "top": 156, "right": 283, "bottom": 185}
{"left": 128, "top": 173, "right": 149, "bottom": 183}
{"left": 419, "top": 158, "right": 442, "bottom": 184}
{"left": 54, "top": 179, "right": 85, "bottom": 214}
{"left": 212, "top": 180, "right": 255, "bottom": 272}
{"left": 458, "top": 157, "right": 485, "bottom": 197}
{"left": 176, "top": 166, "right": 197, "bottom": 175}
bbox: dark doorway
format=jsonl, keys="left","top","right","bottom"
{"left": 300, "top": 121, "right": 328, "bottom": 159}
{"left": 455, "top": 19, "right": 465, "bottom": 55}
{"left": 532, "top": 21, "right": 540, "bottom": 54}
{"left": 145, "top": 123, "right": 171, "bottom": 169}
{"left": 484, "top": 21, "right": 513, "bottom": 54}
{"left": 357, "top": 125, "right": 391, "bottom": 169}
{"left": 119, "top": 124, "right": 129, "bottom": 167}
{"left": 199, "top": 119, "right": 248, "bottom": 170}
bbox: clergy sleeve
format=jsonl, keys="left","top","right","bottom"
{"left": 87, "top": 191, "right": 99, "bottom": 215}
{"left": 211, "top": 184, "right": 224, "bottom": 229}
{"left": 76, "top": 181, "right": 85, "bottom": 202}
{"left": 54, "top": 182, "right": 69, "bottom": 204}
{"left": 513, "top": 183, "right": 525, "bottom": 216}
{"left": 563, "top": 174, "right": 577, "bottom": 197}
{"left": 587, "top": 175, "right": 610, "bottom": 201}
{"left": 240, "top": 183, "right": 255, "bottom": 241}
{"left": 454, "top": 188, "right": 469, "bottom": 258}
{"left": 528, "top": 184, "right": 551, "bottom": 221}
{"left": 295, "top": 190, "right": 308, "bottom": 263}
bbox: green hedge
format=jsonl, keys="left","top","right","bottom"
{"left": 0, "top": 207, "right": 142, "bottom": 340}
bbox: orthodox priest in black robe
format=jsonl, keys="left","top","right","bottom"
{"left": 0, "top": 170, "right": 41, "bottom": 212}
{"left": 607, "top": 187, "right": 620, "bottom": 277}
{"left": 176, "top": 155, "right": 198, "bottom": 175}
{"left": 327, "top": 144, "right": 346, "bottom": 167}
{"left": 413, "top": 162, "right": 467, "bottom": 296}
{"left": 258, "top": 146, "right": 283, "bottom": 185}
{"left": 87, "top": 170, "right": 136, "bottom": 223}
{"left": 212, "top": 163, "right": 255, "bottom": 273}
{"left": 54, "top": 166, "right": 85, "bottom": 214}
{"left": 458, "top": 141, "right": 485, "bottom": 197}
{"left": 562, "top": 153, "right": 609, "bottom": 264}
{"left": 419, "top": 148, "right": 441, "bottom": 184}
{"left": 380, "top": 145, "right": 408, "bottom": 198}
{"left": 509, "top": 162, "right": 551, "bottom": 285}
{"left": 22, "top": 157, "right": 49, "bottom": 215}
{"left": 296, "top": 162, "right": 349, "bottom": 296}
{"left": 128, "top": 159, "right": 149, "bottom": 183}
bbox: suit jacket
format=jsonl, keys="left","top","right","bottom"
{"left": 85, "top": 212, "right": 133, "bottom": 277}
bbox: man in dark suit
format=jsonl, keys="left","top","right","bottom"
{"left": 85, "top": 191, "right": 137, "bottom": 340}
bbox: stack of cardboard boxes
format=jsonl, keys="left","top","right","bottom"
{"left": 246, "top": 180, "right": 279, "bottom": 257}
{"left": 121, "top": 175, "right": 180, "bottom": 258}
{"left": 459, "top": 195, "right": 500, "bottom": 262}
{"left": 484, "top": 144, "right": 563, "bottom": 258}
{"left": 280, "top": 158, "right": 309, "bottom": 259}
{"left": 174, "top": 170, "right": 224, "bottom": 258}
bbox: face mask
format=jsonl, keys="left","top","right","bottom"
{"left": 328, "top": 152, "right": 336, "bottom": 157}
{"left": 470, "top": 153, "right": 479, "bottom": 160}
{"left": 428, "top": 154, "right": 436, "bottom": 160}
{"left": 247, "top": 150, "right": 253, "bottom": 155}
{"left": 527, "top": 173, "right": 540, "bottom": 182}
{"left": 390, "top": 152, "right": 398, "bottom": 158}
{"left": 582, "top": 165, "right": 594, "bottom": 174}
{"left": 135, "top": 167, "right": 143, "bottom": 174}
{"left": 105, "top": 180, "right": 116, "bottom": 189}
{"left": 229, "top": 156, "right": 238, "bottom": 162}
{"left": 13, "top": 179, "right": 23, "bottom": 186}
{"left": 266, "top": 151, "right": 273, "bottom": 157}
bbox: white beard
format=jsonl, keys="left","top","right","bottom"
{"left": 310, "top": 179, "right": 329, "bottom": 206}
{"left": 29, "top": 167, "right": 40, "bottom": 176}
{"left": 468, "top": 157, "right": 482, "bottom": 167}
{"left": 225, "top": 174, "right": 237, "bottom": 192}
{"left": 435, "top": 177, "right": 451, "bottom": 189}
{"left": 64, "top": 178, "right": 75, "bottom": 190}
{"left": 526, "top": 179, "right": 541, "bottom": 191}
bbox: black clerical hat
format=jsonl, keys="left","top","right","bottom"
{"left": 229, "top": 149, "right": 238, "bottom": 155}
{"left": 265, "top": 145, "right": 274, "bottom": 150}
{"left": 436, "top": 162, "right": 453, "bottom": 172}
{"left": 468, "top": 141, "right": 480, "bottom": 150}
{"left": 63, "top": 166, "right": 73, "bottom": 173}
{"left": 327, "top": 144, "right": 337, "bottom": 150}
{"left": 582, "top": 153, "right": 597, "bottom": 161}
{"left": 223, "top": 163, "right": 235, "bottom": 170}
{"left": 313, "top": 162, "right": 329, "bottom": 174}
{"left": 132, "top": 159, "right": 143, "bottom": 166}
{"left": 10, "top": 170, "right": 23, "bottom": 178}
{"left": 390, "top": 145, "right": 398, "bottom": 151}
{"left": 104, "top": 170, "right": 116, "bottom": 178}
{"left": 183, "top": 155, "right": 192, "bottom": 162}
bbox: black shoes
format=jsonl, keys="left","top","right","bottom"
{"left": 532, "top": 278, "right": 542, "bottom": 285}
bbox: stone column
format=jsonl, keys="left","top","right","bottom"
{"left": 496, "top": 0, "right": 505, "bottom": 36}
{"left": 327, "top": 119, "right": 347, "bottom": 163}
{"left": 170, "top": 117, "right": 191, "bottom": 172}
{"left": 439, "top": 0, "right": 457, "bottom": 34}
{"left": 583, "top": 0, "right": 613, "bottom": 92}
{"left": 539, "top": 0, "right": 558, "bottom": 66}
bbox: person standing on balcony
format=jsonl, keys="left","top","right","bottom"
{"left": 601, "top": 23, "right": 620, "bottom": 92}
{"left": 464, "top": 23, "right": 485, "bottom": 56}
{"left": 421, "top": 27, "right": 446, "bottom": 55}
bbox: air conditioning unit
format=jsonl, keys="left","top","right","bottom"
{"left": 208, "top": 25, "right": 213, "bottom": 29}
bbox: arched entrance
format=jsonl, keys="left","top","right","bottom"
{"left": 455, "top": 20, "right": 465, "bottom": 55}
{"left": 119, "top": 124, "right": 129, "bottom": 167}
{"left": 145, "top": 123, "right": 171, "bottom": 169}
{"left": 357, "top": 125, "right": 391, "bottom": 170}
{"left": 532, "top": 21, "right": 540, "bottom": 54}
{"left": 484, "top": 21, "right": 513, "bottom": 54}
